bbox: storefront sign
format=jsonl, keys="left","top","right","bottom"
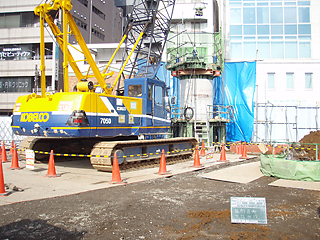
{"left": 0, "top": 46, "right": 32, "bottom": 60}
{"left": 0, "top": 77, "right": 31, "bottom": 92}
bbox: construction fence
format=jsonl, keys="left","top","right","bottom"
{"left": 0, "top": 116, "right": 25, "bottom": 144}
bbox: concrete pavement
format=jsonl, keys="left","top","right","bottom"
{"left": 0, "top": 152, "right": 256, "bottom": 206}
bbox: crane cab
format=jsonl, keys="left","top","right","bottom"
{"left": 124, "top": 64, "right": 171, "bottom": 136}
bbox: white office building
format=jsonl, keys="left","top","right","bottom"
{"left": 225, "top": 0, "right": 320, "bottom": 142}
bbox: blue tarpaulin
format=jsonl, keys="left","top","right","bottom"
{"left": 222, "top": 62, "right": 256, "bottom": 142}
{"left": 139, "top": 60, "right": 256, "bottom": 142}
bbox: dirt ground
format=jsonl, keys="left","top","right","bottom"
{"left": 296, "top": 130, "right": 320, "bottom": 160}
{"left": 299, "top": 130, "right": 320, "bottom": 144}
{"left": 0, "top": 157, "right": 319, "bottom": 240}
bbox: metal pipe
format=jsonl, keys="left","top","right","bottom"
{"left": 63, "top": 7, "right": 69, "bottom": 92}
{"left": 255, "top": 84, "right": 258, "bottom": 142}
{"left": 108, "top": 22, "right": 150, "bottom": 95}
{"left": 296, "top": 105, "right": 298, "bottom": 142}
{"left": 102, "top": 26, "right": 130, "bottom": 75}
{"left": 285, "top": 105, "right": 288, "bottom": 141}
{"left": 40, "top": 10, "right": 46, "bottom": 97}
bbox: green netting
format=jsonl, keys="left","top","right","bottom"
{"left": 260, "top": 154, "right": 320, "bottom": 181}
{"left": 166, "top": 31, "right": 222, "bottom": 69}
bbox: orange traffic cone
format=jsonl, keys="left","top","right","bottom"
{"left": 192, "top": 146, "right": 203, "bottom": 168}
{"left": 110, "top": 153, "right": 125, "bottom": 184}
{"left": 0, "top": 143, "right": 2, "bottom": 155}
{"left": 1, "top": 143, "right": 8, "bottom": 163}
{"left": 240, "top": 143, "right": 249, "bottom": 159}
{"left": 0, "top": 157, "right": 9, "bottom": 196}
{"left": 9, "top": 141, "right": 14, "bottom": 155}
{"left": 200, "top": 140, "right": 206, "bottom": 156}
{"left": 218, "top": 144, "right": 227, "bottom": 162}
{"left": 45, "top": 150, "right": 58, "bottom": 177}
{"left": 8, "top": 144, "right": 20, "bottom": 170}
{"left": 238, "top": 141, "right": 242, "bottom": 155}
{"left": 156, "top": 149, "right": 170, "bottom": 175}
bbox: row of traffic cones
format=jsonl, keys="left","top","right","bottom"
{"left": 0, "top": 140, "right": 249, "bottom": 195}
{"left": 0, "top": 146, "right": 59, "bottom": 196}
{"left": 109, "top": 142, "right": 229, "bottom": 184}
{"left": 0, "top": 142, "right": 19, "bottom": 196}
{"left": 1, "top": 141, "right": 17, "bottom": 161}
{"left": 236, "top": 142, "right": 249, "bottom": 160}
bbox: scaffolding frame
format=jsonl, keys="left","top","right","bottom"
{"left": 253, "top": 103, "right": 320, "bottom": 143}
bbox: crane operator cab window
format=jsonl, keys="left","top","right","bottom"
{"left": 128, "top": 85, "right": 142, "bottom": 97}
{"left": 154, "top": 86, "right": 163, "bottom": 106}
{"left": 148, "top": 84, "right": 153, "bottom": 100}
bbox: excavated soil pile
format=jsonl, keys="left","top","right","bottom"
{"left": 298, "top": 130, "right": 320, "bottom": 160}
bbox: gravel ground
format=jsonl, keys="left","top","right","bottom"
{"left": 0, "top": 157, "right": 320, "bottom": 240}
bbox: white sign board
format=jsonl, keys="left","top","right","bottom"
{"left": 25, "top": 150, "right": 35, "bottom": 169}
{"left": 206, "top": 147, "right": 215, "bottom": 160}
{"left": 230, "top": 197, "right": 267, "bottom": 224}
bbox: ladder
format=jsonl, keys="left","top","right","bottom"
{"left": 194, "top": 121, "right": 209, "bottom": 146}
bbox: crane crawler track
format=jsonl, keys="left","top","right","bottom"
{"left": 17, "top": 137, "right": 198, "bottom": 172}
{"left": 90, "top": 137, "right": 198, "bottom": 172}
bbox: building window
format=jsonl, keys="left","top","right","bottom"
{"left": 305, "top": 73, "right": 312, "bottom": 89}
{"left": 244, "top": 42, "right": 256, "bottom": 59}
{"left": 92, "top": 6, "right": 105, "bottom": 20}
{"left": 268, "top": 73, "right": 275, "bottom": 90}
{"left": 91, "top": 28, "right": 105, "bottom": 41}
{"left": 230, "top": 25, "right": 242, "bottom": 35}
{"left": 257, "top": 25, "right": 269, "bottom": 35}
{"left": 244, "top": 25, "right": 256, "bottom": 35}
{"left": 257, "top": 42, "right": 270, "bottom": 59}
{"left": 74, "top": 17, "right": 87, "bottom": 30}
{"left": 284, "top": 7, "right": 297, "bottom": 23}
{"left": 299, "top": 7, "right": 310, "bottom": 23}
{"left": 299, "top": 42, "right": 311, "bottom": 58}
{"left": 191, "top": 22, "right": 201, "bottom": 32}
{"left": 257, "top": 7, "right": 269, "bottom": 24}
{"left": 271, "top": 42, "right": 284, "bottom": 59}
{"left": 77, "top": 0, "right": 88, "bottom": 7}
{"left": 229, "top": 1, "right": 311, "bottom": 59}
{"left": 231, "top": 42, "right": 242, "bottom": 58}
{"left": 271, "top": 7, "right": 283, "bottom": 23}
{"left": 230, "top": 8, "right": 241, "bottom": 24}
{"left": 285, "top": 42, "right": 298, "bottom": 58}
{"left": 286, "top": 73, "right": 294, "bottom": 90}
{"left": 243, "top": 8, "right": 255, "bottom": 24}
{"left": 0, "top": 12, "right": 40, "bottom": 29}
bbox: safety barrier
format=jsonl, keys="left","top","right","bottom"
{"left": 1, "top": 142, "right": 197, "bottom": 159}
{"left": 2, "top": 140, "right": 319, "bottom": 161}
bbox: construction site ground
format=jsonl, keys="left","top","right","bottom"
{"left": 0, "top": 152, "right": 320, "bottom": 240}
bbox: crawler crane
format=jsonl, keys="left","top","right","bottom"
{"left": 11, "top": 0, "right": 197, "bottom": 171}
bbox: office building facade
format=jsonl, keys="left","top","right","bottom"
{"left": 0, "top": 0, "right": 122, "bottom": 115}
{"left": 226, "top": 0, "right": 320, "bottom": 141}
